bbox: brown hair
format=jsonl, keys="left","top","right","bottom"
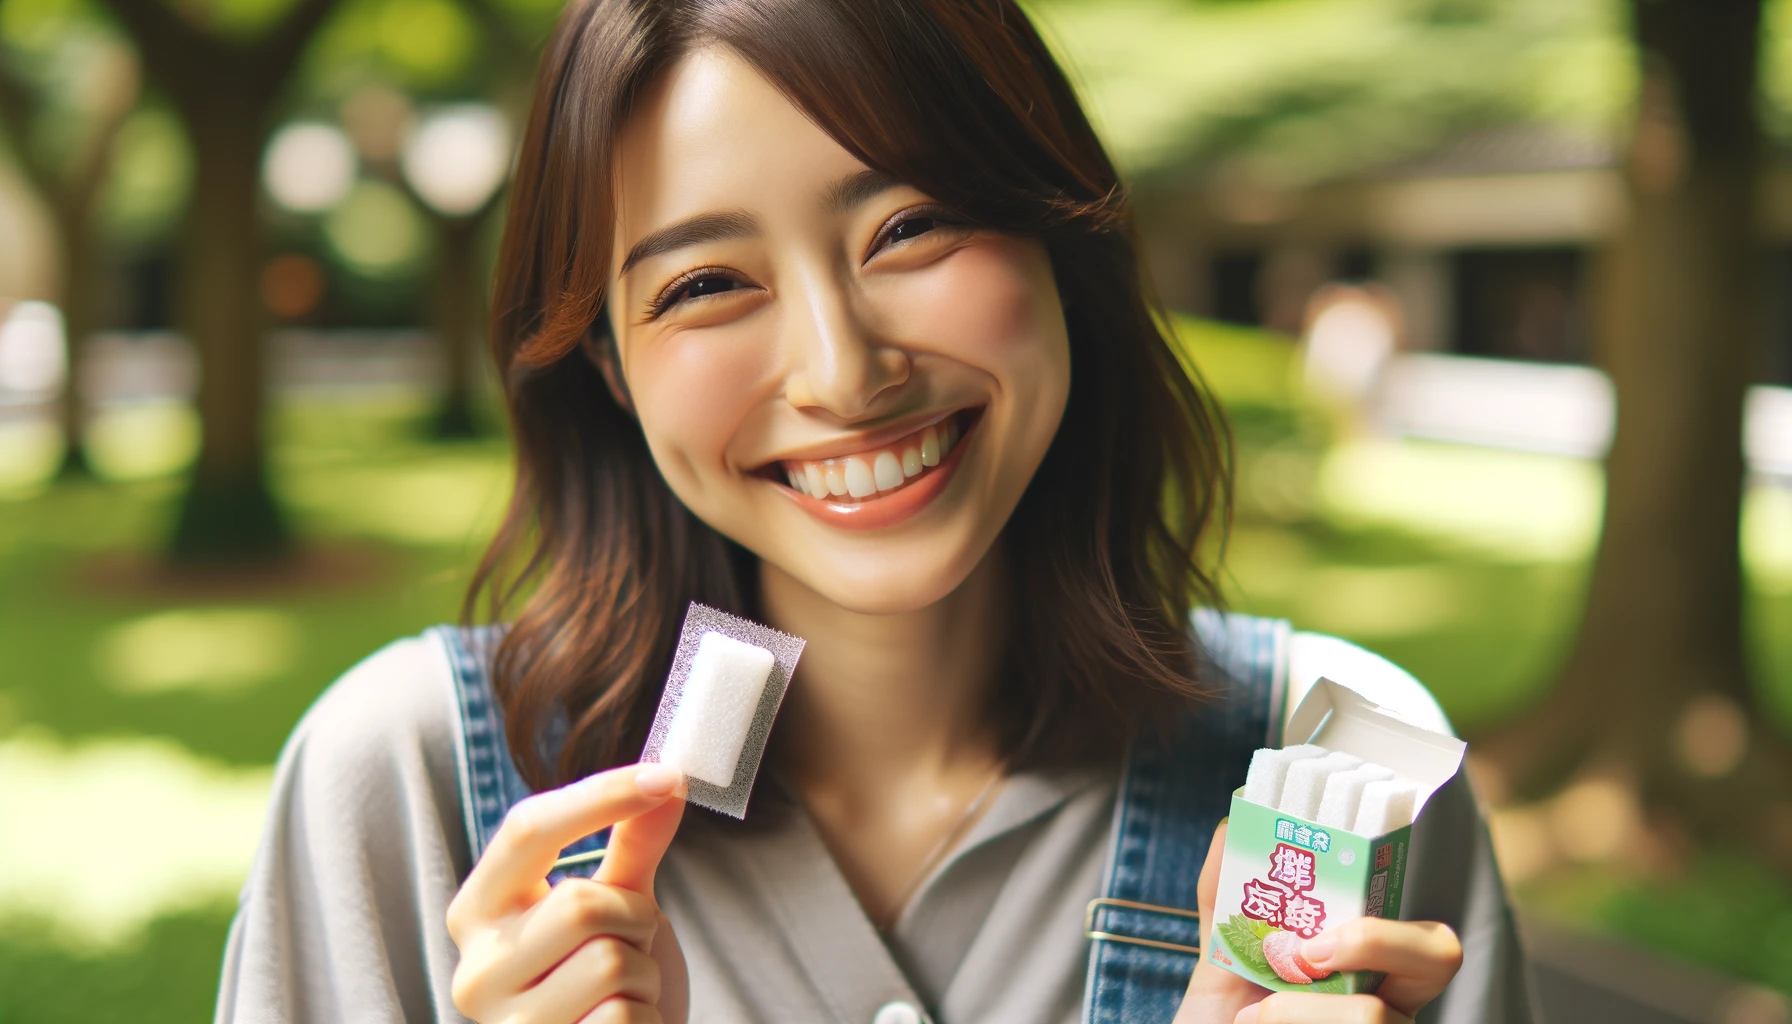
{"left": 469, "top": 0, "right": 1232, "bottom": 791}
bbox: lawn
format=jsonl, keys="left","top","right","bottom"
{"left": 1, "top": 326, "right": 1789, "bottom": 1020}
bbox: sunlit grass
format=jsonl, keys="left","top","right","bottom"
{"left": 0, "top": 730, "right": 271, "bottom": 949}
{"left": 85, "top": 400, "right": 201, "bottom": 481}
{"left": 97, "top": 608, "right": 302, "bottom": 694}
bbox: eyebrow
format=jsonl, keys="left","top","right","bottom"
{"left": 820, "top": 168, "right": 903, "bottom": 215}
{"left": 618, "top": 210, "right": 760, "bottom": 276}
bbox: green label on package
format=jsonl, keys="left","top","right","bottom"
{"left": 1206, "top": 791, "right": 1412, "bottom": 994}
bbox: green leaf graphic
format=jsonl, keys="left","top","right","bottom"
{"left": 1219, "top": 915, "right": 1272, "bottom": 974}
{"left": 1308, "top": 972, "right": 1351, "bottom": 994}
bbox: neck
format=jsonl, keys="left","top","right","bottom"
{"left": 761, "top": 547, "right": 1008, "bottom": 797}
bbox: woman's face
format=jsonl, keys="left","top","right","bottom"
{"left": 606, "top": 47, "right": 1071, "bottom": 614}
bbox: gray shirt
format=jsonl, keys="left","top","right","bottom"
{"left": 215, "top": 631, "right": 1536, "bottom": 1024}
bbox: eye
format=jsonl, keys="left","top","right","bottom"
{"left": 648, "top": 269, "right": 748, "bottom": 318}
{"left": 869, "top": 206, "right": 967, "bottom": 260}
{"left": 886, "top": 217, "right": 940, "bottom": 245}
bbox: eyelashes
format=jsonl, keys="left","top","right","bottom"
{"left": 640, "top": 204, "right": 970, "bottom": 321}
{"left": 645, "top": 268, "right": 743, "bottom": 319}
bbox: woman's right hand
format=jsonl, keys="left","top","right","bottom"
{"left": 447, "top": 763, "right": 691, "bottom": 1024}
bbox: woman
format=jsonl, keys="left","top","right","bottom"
{"left": 216, "top": 2, "right": 1534, "bottom": 1022}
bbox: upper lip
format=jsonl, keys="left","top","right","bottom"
{"left": 755, "top": 407, "right": 967, "bottom": 466}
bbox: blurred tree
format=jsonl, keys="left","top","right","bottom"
{"left": 416, "top": 0, "right": 537, "bottom": 440}
{"left": 1484, "top": 0, "right": 1792, "bottom": 865}
{"left": 95, "top": 0, "right": 340, "bottom": 562}
{"left": 0, "top": 8, "right": 139, "bottom": 478}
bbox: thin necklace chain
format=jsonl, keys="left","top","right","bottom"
{"left": 876, "top": 760, "right": 1008, "bottom": 933}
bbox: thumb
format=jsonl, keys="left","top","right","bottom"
{"left": 595, "top": 770, "right": 687, "bottom": 897}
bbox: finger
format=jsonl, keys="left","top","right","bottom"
{"left": 1298, "top": 918, "right": 1462, "bottom": 1017}
{"left": 1198, "top": 819, "right": 1227, "bottom": 923}
{"left": 457, "top": 764, "right": 686, "bottom": 921}
{"left": 577, "top": 999, "right": 663, "bottom": 1024}
{"left": 1177, "top": 821, "right": 1270, "bottom": 1024}
{"left": 595, "top": 791, "right": 686, "bottom": 896}
{"left": 1236, "top": 993, "right": 1411, "bottom": 1024}
{"left": 478, "top": 879, "right": 662, "bottom": 994}
{"left": 519, "top": 937, "right": 661, "bottom": 1023}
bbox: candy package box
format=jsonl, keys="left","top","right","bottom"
{"left": 1205, "top": 678, "right": 1467, "bottom": 994}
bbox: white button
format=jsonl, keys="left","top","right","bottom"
{"left": 872, "top": 1001, "right": 924, "bottom": 1024}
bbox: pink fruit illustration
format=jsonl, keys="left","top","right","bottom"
{"left": 1292, "top": 940, "right": 1333, "bottom": 981}
{"left": 1261, "top": 930, "right": 1313, "bottom": 985}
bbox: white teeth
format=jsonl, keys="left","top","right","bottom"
{"left": 873, "top": 451, "right": 904, "bottom": 491}
{"left": 844, "top": 457, "right": 876, "bottom": 497}
{"left": 782, "top": 413, "right": 971, "bottom": 503}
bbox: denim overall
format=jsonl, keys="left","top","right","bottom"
{"left": 434, "top": 609, "right": 1288, "bottom": 1024}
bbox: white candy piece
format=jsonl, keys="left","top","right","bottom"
{"left": 1242, "top": 744, "right": 1327, "bottom": 807}
{"left": 1353, "top": 779, "right": 1419, "bottom": 836}
{"left": 1278, "top": 750, "right": 1363, "bottom": 819}
{"left": 1315, "top": 763, "right": 1396, "bottom": 830}
{"left": 657, "top": 631, "right": 776, "bottom": 788}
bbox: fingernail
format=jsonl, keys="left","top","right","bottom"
{"left": 636, "top": 763, "right": 686, "bottom": 797}
{"left": 1301, "top": 929, "right": 1337, "bottom": 965}
{"left": 1233, "top": 1005, "right": 1260, "bottom": 1024}
{"left": 1217, "top": 816, "right": 1229, "bottom": 828}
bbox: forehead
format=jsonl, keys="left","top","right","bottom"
{"left": 611, "top": 46, "right": 869, "bottom": 248}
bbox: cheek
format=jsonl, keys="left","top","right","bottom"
{"left": 629, "top": 331, "right": 769, "bottom": 476}
{"left": 893, "top": 239, "right": 1067, "bottom": 375}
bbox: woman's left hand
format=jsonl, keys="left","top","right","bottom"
{"left": 1174, "top": 822, "right": 1464, "bottom": 1024}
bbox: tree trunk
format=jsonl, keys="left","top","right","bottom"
{"left": 1481, "top": 0, "right": 1792, "bottom": 865}
{"left": 430, "top": 216, "right": 485, "bottom": 439}
{"left": 53, "top": 198, "right": 99, "bottom": 479}
{"left": 167, "top": 101, "right": 287, "bottom": 561}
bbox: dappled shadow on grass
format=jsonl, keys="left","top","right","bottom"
{"left": 0, "top": 905, "right": 233, "bottom": 1024}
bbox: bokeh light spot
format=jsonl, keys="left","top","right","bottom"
{"left": 262, "top": 122, "right": 357, "bottom": 214}
{"left": 260, "top": 253, "right": 327, "bottom": 319}
{"left": 322, "top": 179, "right": 425, "bottom": 278}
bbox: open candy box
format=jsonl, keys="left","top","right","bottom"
{"left": 1205, "top": 678, "right": 1466, "bottom": 994}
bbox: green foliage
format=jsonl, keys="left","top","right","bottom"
{"left": 1023, "top": 0, "right": 1632, "bottom": 179}
{"left": 101, "top": 101, "right": 189, "bottom": 239}
{"left": 307, "top": 0, "right": 481, "bottom": 92}
{"left": 154, "top": 0, "right": 304, "bottom": 44}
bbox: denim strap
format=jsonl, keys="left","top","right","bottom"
{"left": 1081, "top": 610, "right": 1290, "bottom": 1024}
{"left": 434, "top": 625, "right": 607, "bottom": 882}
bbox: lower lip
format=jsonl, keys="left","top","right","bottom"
{"left": 771, "top": 415, "right": 978, "bottom": 531}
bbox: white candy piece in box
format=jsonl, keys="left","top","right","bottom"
{"left": 1316, "top": 763, "right": 1396, "bottom": 830}
{"left": 1241, "top": 743, "right": 1327, "bottom": 807}
{"left": 1278, "top": 750, "right": 1363, "bottom": 820}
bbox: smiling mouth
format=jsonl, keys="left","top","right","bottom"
{"left": 767, "top": 408, "right": 980, "bottom": 504}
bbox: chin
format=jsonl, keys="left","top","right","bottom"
{"left": 759, "top": 534, "right": 996, "bottom": 616}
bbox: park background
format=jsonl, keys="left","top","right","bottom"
{"left": 1, "top": 0, "right": 1790, "bottom": 1020}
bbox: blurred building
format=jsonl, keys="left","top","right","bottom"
{"left": 1136, "top": 122, "right": 1792, "bottom": 386}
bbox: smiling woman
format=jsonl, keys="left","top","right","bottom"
{"left": 215, "top": 3, "right": 1528, "bottom": 1023}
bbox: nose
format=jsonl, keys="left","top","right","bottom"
{"left": 781, "top": 268, "right": 909, "bottom": 419}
